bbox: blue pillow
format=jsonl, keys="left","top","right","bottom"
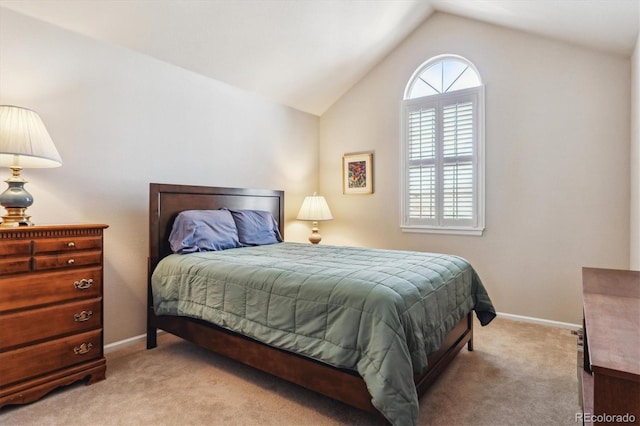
{"left": 230, "top": 209, "right": 283, "bottom": 246}
{"left": 169, "top": 209, "right": 240, "bottom": 253}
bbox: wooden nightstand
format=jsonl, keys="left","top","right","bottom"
{"left": 0, "top": 224, "right": 108, "bottom": 408}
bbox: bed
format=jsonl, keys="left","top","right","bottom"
{"left": 147, "top": 183, "right": 495, "bottom": 425}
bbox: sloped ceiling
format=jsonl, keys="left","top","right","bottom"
{"left": 0, "top": 0, "right": 638, "bottom": 116}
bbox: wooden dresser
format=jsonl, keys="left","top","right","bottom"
{"left": 0, "top": 224, "right": 108, "bottom": 408}
{"left": 580, "top": 267, "right": 640, "bottom": 425}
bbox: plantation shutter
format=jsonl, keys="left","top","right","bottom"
{"left": 407, "top": 107, "right": 436, "bottom": 221}
{"left": 403, "top": 89, "right": 480, "bottom": 229}
{"left": 442, "top": 100, "right": 474, "bottom": 223}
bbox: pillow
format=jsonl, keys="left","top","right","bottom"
{"left": 169, "top": 209, "right": 240, "bottom": 253}
{"left": 229, "top": 209, "right": 283, "bottom": 246}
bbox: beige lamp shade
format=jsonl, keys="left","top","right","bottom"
{"left": 296, "top": 193, "right": 333, "bottom": 221}
{"left": 0, "top": 105, "right": 63, "bottom": 168}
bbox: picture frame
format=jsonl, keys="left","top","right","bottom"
{"left": 342, "top": 152, "right": 373, "bottom": 194}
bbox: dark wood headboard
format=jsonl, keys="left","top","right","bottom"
{"left": 148, "top": 183, "right": 285, "bottom": 268}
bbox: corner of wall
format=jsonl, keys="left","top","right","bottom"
{"left": 631, "top": 31, "right": 640, "bottom": 270}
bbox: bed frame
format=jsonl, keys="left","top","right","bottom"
{"left": 147, "top": 183, "right": 474, "bottom": 418}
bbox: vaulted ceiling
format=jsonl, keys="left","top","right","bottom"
{"left": 1, "top": 0, "right": 638, "bottom": 116}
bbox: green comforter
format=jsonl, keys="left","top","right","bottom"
{"left": 152, "top": 242, "right": 495, "bottom": 425}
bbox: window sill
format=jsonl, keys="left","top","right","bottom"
{"left": 401, "top": 225, "right": 484, "bottom": 236}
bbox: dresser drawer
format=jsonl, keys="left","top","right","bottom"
{"left": 0, "top": 256, "right": 31, "bottom": 276}
{"left": 0, "top": 240, "right": 32, "bottom": 257}
{"left": 0, "top": 298, "right": 102, "bottom": 349}
{"left": 33, "top": 250, "right": 102, "bottom": 271}
{"left": 33, "top": 236, "right": 102, "bottom": 254}
{"left": 0, "top": 267, "right": 102, "bottom": 312}
{"left": 0, "top": 329, "right": 102, "bottom": 387}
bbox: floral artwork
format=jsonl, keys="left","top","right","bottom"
{"left": 343, "top": 153, "right": 373, "bottom": 194}
{"left": 348, "top": 160, "right": 367, "bottom": 189}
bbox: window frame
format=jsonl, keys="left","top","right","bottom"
{"left": 400, "top": 56, "right": 485, "bottom": 236}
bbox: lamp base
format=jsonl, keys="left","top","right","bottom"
{"left": 308, "top": 221, "right": 322, "bottom": 244}
{"left": 1, "top": 208, "right": 33, "bottom": 227}
{"left": 0, "top": 167, "right": 35, "bottom": 227}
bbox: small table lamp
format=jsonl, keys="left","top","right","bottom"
{"left": 296, "top": 193, "right": 333, "bottom": 244}
{"left": 0, "top": 105, "right": 63, "bottom": 227}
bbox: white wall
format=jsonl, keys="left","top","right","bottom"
{"left": 0, "top": 8, "right": 319, "bottom": 344}
{"left": 319, "top": 13, "right": 631, "bottom": 325}
{"left": 631, "top": 31, "right": 640, "bottom": 270}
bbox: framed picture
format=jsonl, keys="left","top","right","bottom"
{"left": 342, "top": 153, "right": 373, "bottom": 194}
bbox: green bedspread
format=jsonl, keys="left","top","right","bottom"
{"left": 152, "top": 242, "right": 495, "bottom": 426}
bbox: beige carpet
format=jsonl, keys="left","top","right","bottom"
{"left": 1, "top": 317, "right": 581, "bottom": 425}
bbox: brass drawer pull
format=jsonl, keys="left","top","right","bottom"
{"left": 74, "top": 310, "right": 93, "bottom": 322}
{"left": 67, "top": 241, "right": 76, "bottom": 248}
{"left": 67, "top": 259, "right": 75, "bottom": 265}
{"left": 74, "top": 278, "right": 94, "bottom": 289}
{"left": 73, "top": 342, "right": 93, "bottom": 355}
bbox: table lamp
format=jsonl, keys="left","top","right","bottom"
{"left": 296, "top": 193, "right": 333, "bottom": 244}
{"left": 0, "top": 105, "right": 63, "bottom": 227}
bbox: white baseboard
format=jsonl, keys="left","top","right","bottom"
{"left": 104, "top": 333, "right": 147, "bottom": 354}
{"left": 104, "top": 330, "right": 165, "bottom": 354}
{"left": 497, "top": 311, "right": 580, "bottom": 330}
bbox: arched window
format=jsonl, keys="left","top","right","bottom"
{"left": 401, "top": 55, "right": 485, "bottom": 235}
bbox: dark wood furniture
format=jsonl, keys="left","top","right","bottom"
{"left": 581, "top": 267, "right": 640, "bottom": 425}
{"left": 147, "top": 183, "right": 474, "bottom": 418}
{"left": 0, "top": 224, "right": 108, "bottom": 408}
